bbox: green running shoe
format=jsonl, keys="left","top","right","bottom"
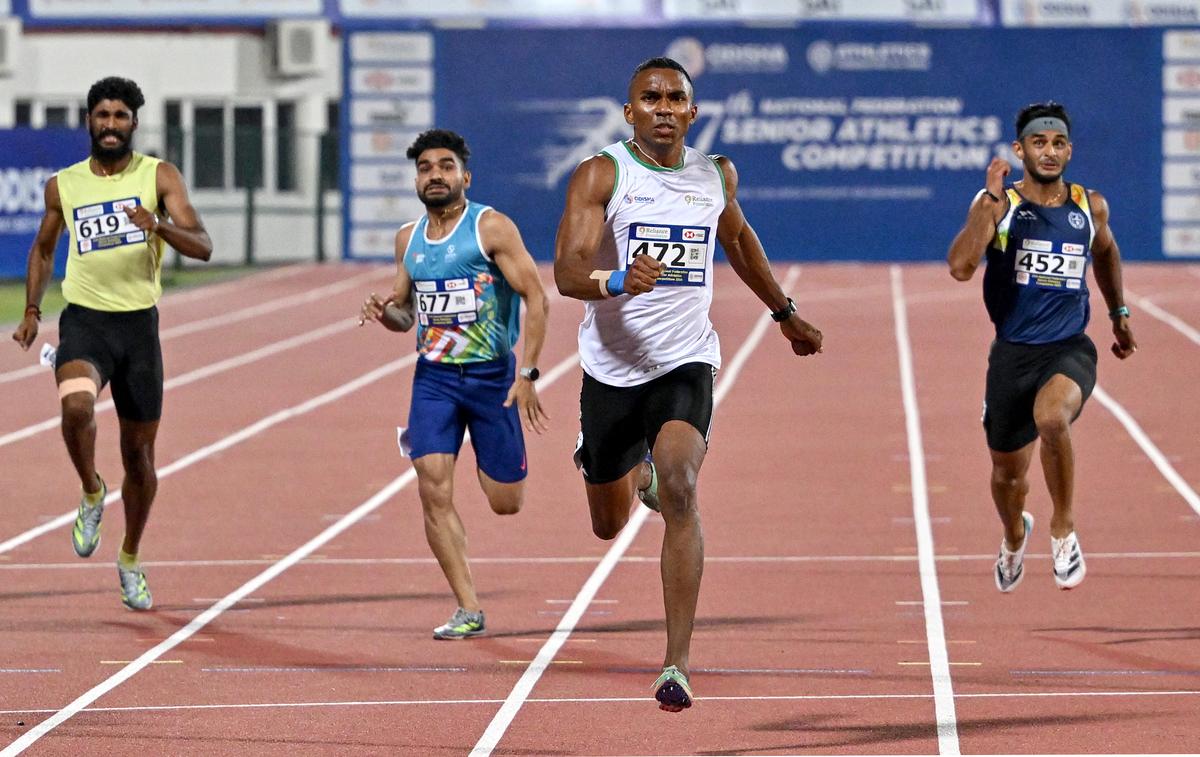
{"left": 433, "top": 607, "right": 485, "bottom": 640}
{"left": 637, "top": 456, "right": 660, "bottom": 513}
{"left": 72, "top": 476, "right": 106, "bottom": 558}
{"left": 118, "top": 564, "right": 153, "bottom": 611}
{"left": 652, "top": 665, "right": 693, "bottom": 712}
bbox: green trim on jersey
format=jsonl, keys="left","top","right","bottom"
{"left": 622, "top": 140, "right": 685, "bottom": 172}
{"left": 598, "top": 150, "right": 620, "bottom": 204}
{"left": 707, "top": 154, "right": 728, "bottom": 204}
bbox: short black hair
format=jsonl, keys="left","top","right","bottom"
{"left": 86, "top": 77, "right": 145, "bottom": 116}
{"left": 1015, "top": 101, "right": 1071, "bottom": 138}
{"left": 406, "top": 129, "right": 470, "bottom": 166}
{"left": 630, "top": 57, "right": 694, "bottom": 90}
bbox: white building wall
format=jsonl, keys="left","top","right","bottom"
{"left": 0, "top": 25, "right": 343, "bottom": 264}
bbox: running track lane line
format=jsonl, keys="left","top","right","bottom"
{"left": 0, "top": 352, "right": 418, "bottom": 556}
{"left": 0, "top": 317, "right": 360, "bottom": 448}
{"left": 0, "top": 350, "right": 582, "bottom": 755}
{"left": 1127, "top": 288, "right": 1200, "bottom": 347}
{"left": 890, "top": 265, "right": 960, "bottom": 755}
{"left": 0, "top": 266, "right": 387, "bottom": 386}
{"left": 467, "top": 265, "right": 804, "bottom": 757}
{"left": 1092, "top": 386, "right": 1200, "bottom": 517}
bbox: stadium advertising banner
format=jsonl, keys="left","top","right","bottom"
{"left": 1001, "top": 0, "right": 1200, "bottom": 26}
{"left": 0, "top": 129, "right": 80, "bottom": 278}
{"left": 430, "top": 26, "right": 1165, "bottom": 262}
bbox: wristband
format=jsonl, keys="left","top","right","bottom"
{"left": 606, "top": 270, "right": 627, "bottom": 297}
{"left": 589, "top": 270, "right": 614, "bottom": 299}
{"left": 24, "top": 304, "right": 41, "bottom": 321}
{"left": 1109, "top": 305, "right": 1130, "bottom": 320}
{"left": 770, "top": 297, "right": 797, "bottom": 323}
{"left": 982, "top": 189, "right": 1001, "bottom": 203}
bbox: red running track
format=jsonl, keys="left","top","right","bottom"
{"left": 1, "top": 262, "right": 1197, "bottom": 755}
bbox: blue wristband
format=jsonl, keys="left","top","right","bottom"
{"left": 606, "top": 270, "right": 627, "bottom": 297}
{"left": 1109, "top": 305, "right": 1130, "bottom": 320}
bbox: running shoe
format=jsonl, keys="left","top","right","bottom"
{"left": 433, "top": 607, "right": 485, "bottom": 640}
{"left": 72, "top": 476, "right": 107, "bottom": 558}
{"left": 1051, "top": 531, "right": 1086, "bottom": 589}
{"left": 652, "top": 665, "right": 693, "bottom": 712}
{"left": 118, "top": 564, "right": 153, "bottom": 611}
{"left": 995, "top": 511, "right": 1034, "bottom": 593}
{"left": 637, "top": 456, "right": 660, "bottom": 513}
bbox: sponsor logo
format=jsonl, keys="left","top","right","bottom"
{"left": 666, "top": 37, "right": 788, "bottom": 76}
{"left": 806, "top": 40, "right": 931, "bottom": 75}
{"left": 682, "top": 228, "right": 707, "bottom": 241}
{"left": 623, "top": 194, "right": 655, "bottom": 204}
{"left": 1068, "top": 211, "right": 1086, "bottom": 229}
{"left": 1017, "top": 209, "right": 1038, "bottom": 221}
{"left": 1021, "top": 239, "right": 1053, "bottom": 252}
{"left": 1062, "top": 242, "right": 1085, "bottom": 254}
{"left": 635, "top": 225, "right": 671, "bottom": 240}
{"left": 683, "top": 194, "right": 715, "bottom": 207}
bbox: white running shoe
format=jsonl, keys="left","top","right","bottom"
{"left": 995, "top": 512, "right": 1034, "bottom": 593}
{"left": 1051, "top": 531, "right": 1086, "bottom": 589}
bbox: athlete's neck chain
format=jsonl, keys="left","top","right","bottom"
{"left": 628, "top": 139, "right": 676, "bottom": 169}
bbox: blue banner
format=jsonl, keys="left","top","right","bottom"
{"left": 419, "top": 27, "right": 1163, "bottom": 262}
{"left": 0, "top": 128, "right": 83, "bottom": 277}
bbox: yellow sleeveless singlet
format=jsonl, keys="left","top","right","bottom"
{"left": 57, "top": 152, "right": 165, "bottom": 312}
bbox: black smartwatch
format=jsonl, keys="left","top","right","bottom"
{"left": 770, "top": 297, "right": 797, "bottom": 323}
{"left": 519, "top": 366, "right": 540, "bottom": 381}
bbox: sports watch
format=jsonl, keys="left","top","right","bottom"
{"left": 770, "top": 297, "right": 797, "bottom": 323}
{"left": 519, "top": 366, "right": 540, "bottom": 381}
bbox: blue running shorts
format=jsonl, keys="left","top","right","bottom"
{"left": 405, "top": 353, "right": 527, "bottom": 483}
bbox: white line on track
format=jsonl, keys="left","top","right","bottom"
{"left": 890, "top": 265, "right": 959, "bottom": 756}
{"left": 3, "top": 688, "right": 1199, "bottom": 717}
{"left": 1127, "top": 288, "right": 1200, "bottom": 347}
{"left": 468, "top": 266, "right": 803, "bottom": 757}
{"left": 7, "top": 549, "right": 1200, "bottom": 572}
{"left": 0, "top": 318, "right": 359, "bottom": 448}
{"left": 0, "top": 352, "right": 418, "bottom": 556}
{"left": 0, "top": 264, "right": 382, "bottom": 385}
{"left": 1093, "top": 385, "right": 1200, "bottom": 518}
{"left": 0, "top": 350, "right": 581, "bottom": 755}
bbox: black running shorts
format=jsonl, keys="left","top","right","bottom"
{"left": 575, "top": 361, "right": 716, "bottom": 484}
{"left": 983, "top": 333, "right": 1097, "bottom": 453}
{"left": 56, "top": 303, "right": 164, "bottom": 422}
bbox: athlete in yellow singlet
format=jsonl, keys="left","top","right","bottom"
{"left": 12, "top": 77, "right": 213, "bottom": 610}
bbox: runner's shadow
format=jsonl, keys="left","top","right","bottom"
{"left": 706, "top": 710, "right": 1147, "bottom": 752}
{"left": 1031, "top": 625, "right": 1200, "bottom": 644}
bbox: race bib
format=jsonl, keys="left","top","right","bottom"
{"left": 413, "top": 277, "right": 478, "bottom": 326}
{"left": 625, "top": 222, "right": 709, "bottom": 286}
{"left": 72, "top": 197, "right": 146, "bottom": 254}
{"left": 1014, "top": 246, "right": 1087, "bottom": 291}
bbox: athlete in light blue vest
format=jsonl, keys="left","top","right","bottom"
{"left": 359, "top": 129, "right": 550, "bottom": 640}
{"left": 947, "top": 102, "right": 1136, "bottom": 594}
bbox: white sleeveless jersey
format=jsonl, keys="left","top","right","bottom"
{"left": 578, "top": 140, "right": 726, "bottom": 387}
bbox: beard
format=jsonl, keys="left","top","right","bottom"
{"left": 418, "top": 183, "right": 462, "bottom": 208}
{"left": 90, "top": 129, "right": 133, "bottom": 162}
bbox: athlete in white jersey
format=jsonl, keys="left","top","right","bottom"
{"left": 554, "top": 57, "right": 823, "bottom": 712}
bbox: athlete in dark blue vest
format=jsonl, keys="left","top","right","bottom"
{"left": 947, "top": 102, "right": 1136, "bottom": 594}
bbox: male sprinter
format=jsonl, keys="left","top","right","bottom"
{"left": 360, "top": 129, "right": 550, "bottom": 639}
{"left": 947, "top": 102, "right": 1136, "bottom": 593}
{"left": 13, "top": 76, "right": 213, "bottom": 610}
{"left": 554, "top": 57, "right": 823, "bottom": 710}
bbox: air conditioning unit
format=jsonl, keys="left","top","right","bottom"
{"left": 267, "top": 19, "right": 329, "bottom": 78}
{"left": 0, "top": 17, "right": 22, "bottom": 77}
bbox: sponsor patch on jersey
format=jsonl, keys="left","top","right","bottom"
{"left": 1020, "top": 238, "right": 1053, "bottom": 252}
{"left": 634, "top": 224, "right": 671, "bottom": 240}
{"left": 1062, "top": 242, "right": 1085, "bottom": 255}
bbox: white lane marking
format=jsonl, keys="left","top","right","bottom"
{"left": 0, "top": 265, "right": 383, "bottom": 385}
{"left": 1093, "top": 385, "right": 1200, "bottom": 518}
{"left": 3, "top": 688, "right": 1199, "bottom": 717}
{"left": 0, "top": 351, "right": 580, "bottom": 755}
{"left": 890, "top": 265, "right": 959, "bottom": 756}
{"left": 0, "top": 353, "right": 418, "bottom": 556}
{"left": 469, "top": 266, "right": 803, "bottom": 757}
{"left": 6, "top": 549, "right": 1200, "bottom": 572}
{"left": 1127, "top": 289, "right": 1200, "bottom": 347}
